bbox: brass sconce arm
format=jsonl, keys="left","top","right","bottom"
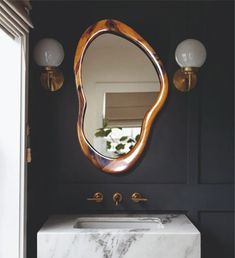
{"left": 173, "top": 67, "right": 198, "bottom": 92}
{"left": 40, "top": 66, "right": 64, "bottom": 92}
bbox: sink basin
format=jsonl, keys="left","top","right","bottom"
{"left": 38, "top": 214, "right": 200, "bottom": 258}
{"left": 73, "top": 216, "right": 164, "bottom": 230}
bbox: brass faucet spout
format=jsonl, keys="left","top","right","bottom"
{"left": 113, "top": 192, "right": 122, "bottom": 206}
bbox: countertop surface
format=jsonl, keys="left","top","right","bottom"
{"left": 38, "top": 214, "right": 200, "bottom": 235}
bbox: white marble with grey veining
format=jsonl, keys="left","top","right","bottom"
{"left": 37, "top": 214, "right": 200, "bottom": 258}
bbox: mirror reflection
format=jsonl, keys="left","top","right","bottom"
{"left": 82, "top": 33, "right": 160, "bottom": 158}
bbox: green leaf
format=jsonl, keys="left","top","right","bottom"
{"left": 120, "top": 136, "right": 128, "bottom": 141}
{"left": 95, "top": 128, "right": 112, "bottom": 137}
{"left": 129, "top": 145, "right": 134, "bottom": 150}
{"left": 95, "top": 129, "right": 106, "bottom": 137}
{"left": 135, "top": 134, "right": 140, "bottom": 141}
{"left": 104, "top": 129, "right": 112, "bottom": 136}
{"left": 106, "top": 141, "right": 111, "bottom": 149}
{"left": 115, "top": 143, "right": 125, "bottom": 150}
{"left": 127, "top": 138, "right": 135, "bottom": 143}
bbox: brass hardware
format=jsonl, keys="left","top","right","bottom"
{"left": 26, "top": 148, "right": 32, "bottom": 163}
{"left": 173, "top": 67, "right": 198, "bottom": 92}
{"left": 112, "top": 192, "right": 122, "bottom": 206}
{"left": 40, "top": 66, "right": 64, "bottom": 92}
{"left": 26, "top": 125, "right": 32, "bottom": 163}
{"left": 87, "top": 192, "right": 104, "bottom": 203}
{"left": 131, "top": 192, "right": 148, "bottom": 203}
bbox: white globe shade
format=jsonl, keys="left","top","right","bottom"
{"left": 175, "top": 39, "right": 207, "bottom": 68}
{"left": 33, "top": 38, "right": 64, "bottom": 67}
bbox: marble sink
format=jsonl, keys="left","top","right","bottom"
{"left": 73, "top": 216, "right": 164, "bottom": 229}
{"left": 37, "top": 214, "right": 200, "bottom": 258}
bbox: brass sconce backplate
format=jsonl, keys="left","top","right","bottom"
{"left": 40, "top": 67, "right": 64, "bottom": 92}
{"left": 173, "top": 67, "right": 198, "bottom": 92}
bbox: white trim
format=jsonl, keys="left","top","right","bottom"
{"left": 0, "top": 7, "right": 29, "bottom": 258}
{"left": 19, "top": 33, "right": 28, "bottom": 258}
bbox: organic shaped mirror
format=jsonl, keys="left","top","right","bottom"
{"left": 74, "top": 19, "right": 168, "bottom": 174}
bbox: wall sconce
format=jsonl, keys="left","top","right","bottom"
{"left": 173, "top": 39, "right": 207, "bottom": 92}
{"left": 33, "top": 38, "right": 64, "bottom": 92}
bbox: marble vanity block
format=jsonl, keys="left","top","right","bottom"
{"left": 37, "top": 214, "right": 200, "bottom": 258}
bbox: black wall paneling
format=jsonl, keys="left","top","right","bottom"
{"left": 28, "top": 1, "right": 234, "bottom": 258}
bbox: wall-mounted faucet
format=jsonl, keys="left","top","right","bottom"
{"left": 112, "top": 192, "right": 122, "bottom": 206}
{"left": 87, "top": 192, "right": 147, "bottom": 205}
{"left": 87, "top": 192, "right": 104, "bottom": 203}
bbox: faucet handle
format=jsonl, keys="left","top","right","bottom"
{"left": 87, "top": 192, "right": 104, "bottom": 203}
{"left": 131, "top": 192, "right": 148, "bottom": 203}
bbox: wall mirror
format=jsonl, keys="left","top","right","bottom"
{"left": 74, "top": 19, "right": 168, "bottom": 174}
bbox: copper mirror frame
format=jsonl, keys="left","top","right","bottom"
{"left": 74, "top": 19, "right": 168, "bottom": 174}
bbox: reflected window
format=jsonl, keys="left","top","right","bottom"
{"left": 105, "top": 91, "right": 157, "bottom": 127}
{"left": 101, "top": 127, "right": 140, "bottom": 157}
{"left": 94, "top": 126, "right": 140, "bottom": 158}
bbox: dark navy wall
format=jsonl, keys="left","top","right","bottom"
{"left": 28, "top": 1, "right": 234, "bottom": 258}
